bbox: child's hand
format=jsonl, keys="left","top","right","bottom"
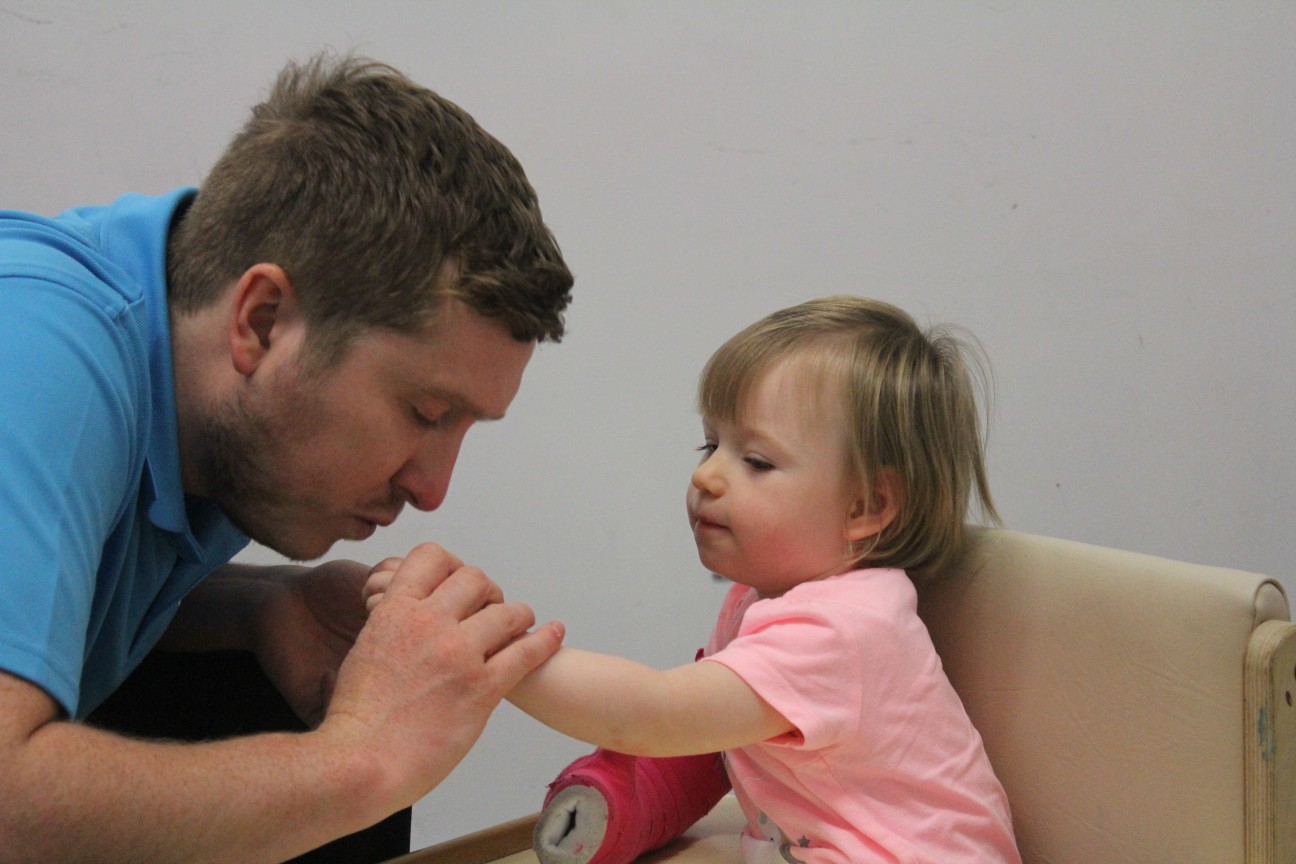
{"left": 362, "top": 557, "right": 404, "bottom": 612}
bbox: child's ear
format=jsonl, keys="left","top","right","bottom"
{"left": 845, "top": 469, "right": 902, "bottom": 542}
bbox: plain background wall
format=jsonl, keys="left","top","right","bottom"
{"left": 3, "top": 1, "right": 1293, "bottom": 850}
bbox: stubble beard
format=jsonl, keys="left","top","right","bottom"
{"left": 190, "top": 378, "right": 324, "bottom": 561}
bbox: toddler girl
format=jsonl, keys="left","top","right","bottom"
{"left": 378, "top": 296, "right": 1020, "bottom": 863}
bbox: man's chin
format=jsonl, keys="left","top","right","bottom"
{"left": 256, "top": 535, "right": 335, "bottom": 563}
{"left": 232, "top": 516, "right": 340, "bottom": 563}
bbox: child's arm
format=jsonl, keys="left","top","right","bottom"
{"left": 508, "top": 647, "right": 792, "bottom": 757}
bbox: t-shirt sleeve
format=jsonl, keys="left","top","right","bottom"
{"left": 0, "top": 262, "right": 141, "bottom": 713}
{"left": 706, "top": 591, "right": 904, "bottom": 751}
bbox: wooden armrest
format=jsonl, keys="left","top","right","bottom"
{"left": 1245, "top": 619, "right": 1296, "bottom": 864}
{"left": 384, "top": 796, "right": 747, "bottom": 864}
{"left": 383, "top": 813, "right": 538, "bottom": 864}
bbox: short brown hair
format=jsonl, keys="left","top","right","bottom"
{"left": 168, "top": 52, "right": 572, "bottom": 365}
{"left": 697, "top": 296, "right": 998, "bottom": 580}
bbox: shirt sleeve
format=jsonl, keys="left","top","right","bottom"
{"left": 704, "top": 574, "right": 926, "bottom": 752}
{"left": 0, "top": 257, "right": 142, "bottom": 712}
{"left": 704, "top": 599, "right": 855, "bottom": 750}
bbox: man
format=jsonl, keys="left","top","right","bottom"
{"left": 0, "top": 53, "right": 572, "bottom": 862}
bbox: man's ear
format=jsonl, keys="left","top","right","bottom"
{"left": 845, "top": 468, "right": 903, "bottom": 543}
{"left": 227, "top": 263, "right": 296, "bottom": 377}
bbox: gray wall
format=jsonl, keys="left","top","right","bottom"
{"left": 4, "top": 1, "right": 1292, "bottom": 848}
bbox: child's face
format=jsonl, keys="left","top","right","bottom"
{"left": 686, "top": 359, "right": 863, "bottom": 598}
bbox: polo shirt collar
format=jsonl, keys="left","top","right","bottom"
{"left": 99, "top": 189, "right": 216, "bottom": 562}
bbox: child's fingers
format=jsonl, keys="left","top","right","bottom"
{"left": 362, "top": 567, "right": 398, "bottom": 609}
{"left": 367, "top": 556, "right": 405, "bottom": 577}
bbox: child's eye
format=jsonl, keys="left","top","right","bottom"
{"left": 745, "top": 456, "right": 775, "bottom": 472}
{"left": 696, "top": 442, "right": 718, "bottom": 458}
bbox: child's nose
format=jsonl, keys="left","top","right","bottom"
{"left": 691, "top": 456, "right": 724, "bottom": 495}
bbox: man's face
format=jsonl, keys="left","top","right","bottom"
{"left": 195, "top": 299, "right": 535, "bottom": 560}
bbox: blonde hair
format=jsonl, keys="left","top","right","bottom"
{"left": 697, "top": 296, "right": 998, "bottom": 579}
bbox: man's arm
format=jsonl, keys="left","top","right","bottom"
{"left": 507, "top": 647, "right": 792, "bottom": 758}
{"left": 155, "top": 562, "right": 299, "bottom": 654}
{"left": 0, "top": 669, "right": 389, "bottom": 863}
{"left": 159, "top": 560, "right": 371, "bottom": 726}
{"left": 0, "top": 544, "right": 564, "bottom": 864}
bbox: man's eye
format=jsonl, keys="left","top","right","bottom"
{"left": 411, "top": 405, "right": 449, "bottom": 429}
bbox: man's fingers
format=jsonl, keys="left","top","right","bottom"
{"left": 383, "top": 543, "right": 465, "bottom": 600}
{"left": 458, "top": 600, "right": 537, "bottom": 655}
{"left": 420, "top": 566, "right": 505, "bottom": 619}
{"left": 357, "top": 542, "right": 558, "bottom": 696}
{"left": 369, "top": 569, "right": 493, "bottom": 616}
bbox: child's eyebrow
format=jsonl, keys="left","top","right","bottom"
{"left": 721, "top": 421, "right": 783, "bottom": 452}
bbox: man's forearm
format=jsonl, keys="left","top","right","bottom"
{"left": 156, "top": 563, "right": 305, "bottom": 654}
{"left": 2, "top": 544, "right": 565, "bottom": 863}
{"left": 5, "top": 709, "right": 394, "bottom": 864}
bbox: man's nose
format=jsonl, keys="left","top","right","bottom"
{"left": 394, "top": 433, "right": 465, "bottom": 512}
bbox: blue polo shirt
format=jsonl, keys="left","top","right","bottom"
{"left": 0, "top": 189, "right": 249, "bottom": 717}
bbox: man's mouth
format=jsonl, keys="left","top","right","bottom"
{"left": 353, "top": 511, "right": 399, "bottom": 537}
{"left": 361, "top": 503, "right": 404, "bottom": 529}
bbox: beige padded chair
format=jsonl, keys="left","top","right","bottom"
{"left": 391, "top": 529, "right": 1296, "bottom": 864}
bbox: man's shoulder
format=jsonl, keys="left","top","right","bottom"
{"left": 0, "top": 200, "right": 161, "bottom": 468}
{"left": 0, "top": 206, "right": 140, "bottom": 321}
{"left": 0, "top": 189, "right": 191, "bottom": 316}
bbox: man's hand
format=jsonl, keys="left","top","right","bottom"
{"left": 321, "top": 543, "right": 565, "bottom": 807}
{"left": 163, "top": 544, "right": 563, "bottom": 814}
{"left": 162, "top": 560, "right": 374, "bottom": 727}
{"left": 253, "top": 560, "right": 372, "bottom": 727}
{"left": 1, "top": 548, "right": 561, "bottom": 863}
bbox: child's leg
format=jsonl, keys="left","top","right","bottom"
{"left": 534, "top": 748, "right": 731, "bottom": 864}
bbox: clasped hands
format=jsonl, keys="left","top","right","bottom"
{"left": 269, "top": 543, "right": 564, "bottom": 808}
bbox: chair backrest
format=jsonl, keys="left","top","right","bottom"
{"left": 917, "top": 528, "right": 1291, "bottom": 864}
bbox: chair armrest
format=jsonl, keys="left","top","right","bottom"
{"left": 384, "top": 797, "right": 747, "bottom": 864}
{"left": 383, "top": 813, "right": 538, "bottom": 864}
{"left": 1245, "top": 619, "right": 1296, "bottom": 864}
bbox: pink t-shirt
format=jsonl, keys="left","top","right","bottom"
{"left": 702, "top": 568, "right": 1019, "bottom": 864}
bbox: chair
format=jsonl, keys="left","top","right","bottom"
{"left": 389, "top": 529, "right": 1296, "bottom": 864}
{"left": 918, "top": 529, "right": 1294, "bottom": 864}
